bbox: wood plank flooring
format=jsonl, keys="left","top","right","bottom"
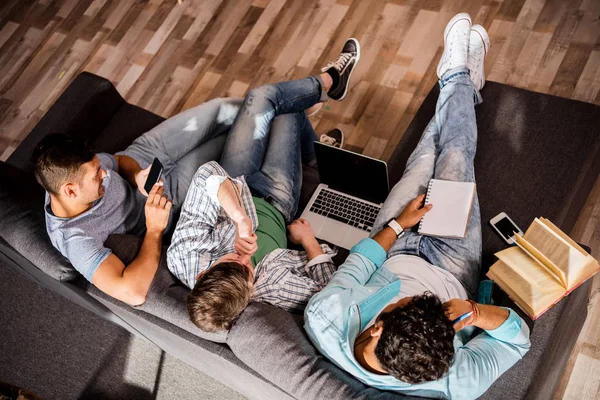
{"left": 0, "top": 1, "right": 599, "bottom": 399}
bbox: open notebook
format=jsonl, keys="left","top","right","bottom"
{"left": 487, "top": 218, "right": 600, "bottom": 320}
{"left": 418, "top": 179, "right": 476, "bottom": 238}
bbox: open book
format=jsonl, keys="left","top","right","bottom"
{"left": 487, "top": 217, "right": 599, "bottom": 320}
{"left": 418, "top": 179, "right": 476, "bottom": 238}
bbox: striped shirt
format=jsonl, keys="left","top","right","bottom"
{"left": 167, "top": 161, "right": 337, "bottom": 313}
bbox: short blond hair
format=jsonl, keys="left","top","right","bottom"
{"left": 187, "top": 262, "right": 253, "bottom": 332}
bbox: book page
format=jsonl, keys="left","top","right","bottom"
{"left": 524, "top": 218, "right": 590, "bottom": 288}
{"left": 539, "top": 218, "right": 600, "bottom": 287}
{"left": 539, "top": 218, "right": 587, "bottom": 255}
{"left": 514, "top": 234, "right": 566, "bottom": 287}
{"left": 487, "top": 257, "right": 564, "bottom": 318}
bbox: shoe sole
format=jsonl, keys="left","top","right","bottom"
{"left": 335, "top": 38, "right": 361, "bottom": 101}
{"left": 470, "top": 24, "right": 490, "bottom": 90}
{"left": 471, "top": 24, "right": 490, "bottom": 55}
{"left": 436, "top": 13, "right": 472, "bottom": 78}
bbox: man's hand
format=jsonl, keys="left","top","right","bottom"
{"left": 145, "top": 184, "right": 172, "bottom": 234}
{"left": 288, "top": 218, "right": 324, "bottom": 260}
{"left": 444, "top": 298, "right": 476, "bottom": 331}
{"left": 287, "top": 218, "right": 316, "bottom": 246}
{"left": 135, "top": 164, "right": 163, "bottom": 197}
{"left": 234, "top": 216, "right": 258, "bottom": 256}
{"left": 396, "top": 194, "right": 432, "bottom": 229}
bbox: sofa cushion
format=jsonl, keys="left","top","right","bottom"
{"left": 101, "top": 234, "right": 228, "bottom": 343}
{"left": 93, "top": 103, "right": 166, "bottom": 155}
{"left": 0, "top": 162, "right": 80, "bottom": 281}
{"left": 228, "top": 302, "right": 413, "bottom": 399}
{"left": 7, "top": 72, "right": 125, "bottom": 172}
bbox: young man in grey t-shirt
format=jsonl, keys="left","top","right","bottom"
{"left": 33, "top": 41, "right": 359, "bottom": 306}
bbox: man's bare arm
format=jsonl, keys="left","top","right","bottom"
{"left": 372, "top": 194, "right": 433, "bottom": 252}
{"left": 113, "top": 155, "right": 141, "bottom": 186}
{"left": 217, "top": 178, "right": 247, "bottom": 225}
{"left": 217, "top": 178, "right": 257, "bottom": 256}
{"left": 288, "top": 218, "right": 324, "bottom": 260}
{"left": 114, "top": 154, "right": 160, "bottom": 196}
{"left": 91, "top": 184, "right": 171, "bottom": 305}
{"left": 445, "top": 298, "right": 510, "bottom": 332}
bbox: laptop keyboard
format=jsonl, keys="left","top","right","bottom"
{"left": 309, "top": 189, "right": 380, "bottom": 232}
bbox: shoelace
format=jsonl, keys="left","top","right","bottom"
{"left": 322, "top": 52, "right": 352, "bottom": 72}
{"left": 468, "top": 43, "right": 484, "bottom": 64}
{"left": 320, "top": 134, "right": 338, "bottom": 146}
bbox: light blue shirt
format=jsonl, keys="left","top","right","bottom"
{"left": 304, "top": 238, "right": 531, "bottom": 400}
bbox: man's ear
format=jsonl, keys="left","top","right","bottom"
{"left": 370, "top": 321, "right": 384, "bottom": 338}
{"left": 63, "top": 182, "right": 77, "bottom": 198}
{"left": 195, "top": 270, "right": 206, "bottom": 281}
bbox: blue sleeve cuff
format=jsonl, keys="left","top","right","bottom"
{"left": 350, "top": 238, "right": 387, "bottom": 268}
{"left": 485, "top": 309, "right": 524, "bottom": 341}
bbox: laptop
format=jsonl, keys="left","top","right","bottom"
{"left": 300, "top": 142, "right": 389, "bottom": 249}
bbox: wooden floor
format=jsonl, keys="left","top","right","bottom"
{"left": 0, "top": 0, "right": 599, "bottom": 398}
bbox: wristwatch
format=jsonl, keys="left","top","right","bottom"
{"left": 386, "top": 218, "right": 404, "bottom": 238}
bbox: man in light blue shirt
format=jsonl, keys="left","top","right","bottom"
{"left": 304, "top": 14, "right": 530, "bottom": 400}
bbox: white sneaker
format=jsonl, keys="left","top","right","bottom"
{"left": 436, "top": 13, "right": 472, "bottom": 79}
{"left": 468, "top": 24, "right": 490, "bottom": 91}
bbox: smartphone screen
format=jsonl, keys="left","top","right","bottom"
{"left": 494, "top": 217, "right": 520, "bottom": 239}
{"left": 144, "top": 158, "right": 163, "bottom": 194}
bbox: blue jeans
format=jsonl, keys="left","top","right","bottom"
{"left": 370, "top": 67, "right": 483, "bottom": 298}
{"left": 220, "top": 76, "right": 326, "bottom": 223}
{"left": 117, "top": 97, "right": 244, "bottom": 211}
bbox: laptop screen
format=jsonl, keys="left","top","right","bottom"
{"left": 314, "top": 142, "right": 389, "bottom": 204}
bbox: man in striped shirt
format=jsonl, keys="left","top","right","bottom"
{"left": 167, "top": 39, "right": 361, "bottom": 332}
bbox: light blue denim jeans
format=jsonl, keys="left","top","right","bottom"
{"left": 118, "top": 77, "right": 325, "bottom": 225}
{"left": 370, "top": 67, "right": 483, "bottom": 298}
{"left": 117, "top": 97, "right": 244, "bottom": 211}
{"left": 220, "top": 76, "right": 326, "bottom": 223}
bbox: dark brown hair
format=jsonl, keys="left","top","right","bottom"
{"left": 31, "top": 133, "right": 95, "bottom": 195}
{"left": 375, "top": 293, "right": 455, "bottom": 383}
{"left": 187, "top": 261, "right": 253, "bottom": 332}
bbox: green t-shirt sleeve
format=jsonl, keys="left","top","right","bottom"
{"left": 251, "top": 197, "right": 287, "bottom": 266}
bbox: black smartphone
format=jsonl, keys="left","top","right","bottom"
{"left": 144, "top": 158, "right": 164, "bottom": 194}
{"left": 489, "top": 212, "right": 524, "bottom": 245}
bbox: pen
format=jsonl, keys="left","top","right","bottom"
{"left": 453, "top": 311, "right": 473, "bottom": 325}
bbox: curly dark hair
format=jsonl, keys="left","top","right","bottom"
{"left": 374, "top": 292, "right": 455, "bottom": 383}
{"left": 187, "top": 261, "right": 253, "bottom": 332}
{"left": 31, "top": 133, "right": 95, "bottom": 195}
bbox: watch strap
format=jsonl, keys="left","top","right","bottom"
{"left": 387, "top": 219, "right": 404, "bottom": 237}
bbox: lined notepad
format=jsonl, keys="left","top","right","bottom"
{"left": 418, "top": 179, "right": 476, "bottom": 238}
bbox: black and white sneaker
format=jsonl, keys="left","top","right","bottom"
{"left": 321, "top": 38, "right": 360, "bottom": 101}
{"left": 320, "top": 128, "right": 344, "bottom": 148}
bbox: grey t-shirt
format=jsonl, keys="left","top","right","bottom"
{"left": 45, "top": 153, "right": 147, "bottom": 281}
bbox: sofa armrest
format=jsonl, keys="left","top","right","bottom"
{"left": 7, "top": 72, "right": 125, "bottom": 171}
{"left": 481, "top": 279, "right": 591, "bottom": 399}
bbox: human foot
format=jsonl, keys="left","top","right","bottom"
{"left": 319, "top": 128, "right": 344, "bottom": 148}
{"left": 321, "top": 38, "right": 360, "bottom": 101}
{"left": 467, "top": 24, "right": 490, "bottom": 91}
{"left": 436, "top": 13, "right": 471, "bottom": 79}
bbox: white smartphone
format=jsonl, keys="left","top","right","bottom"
{"left": 489, "top": 212, "right": 524, "bottom": 245}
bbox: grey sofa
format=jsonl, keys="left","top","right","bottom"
{"left": 1, "top": 72, "right": 599, "bottom": 399}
